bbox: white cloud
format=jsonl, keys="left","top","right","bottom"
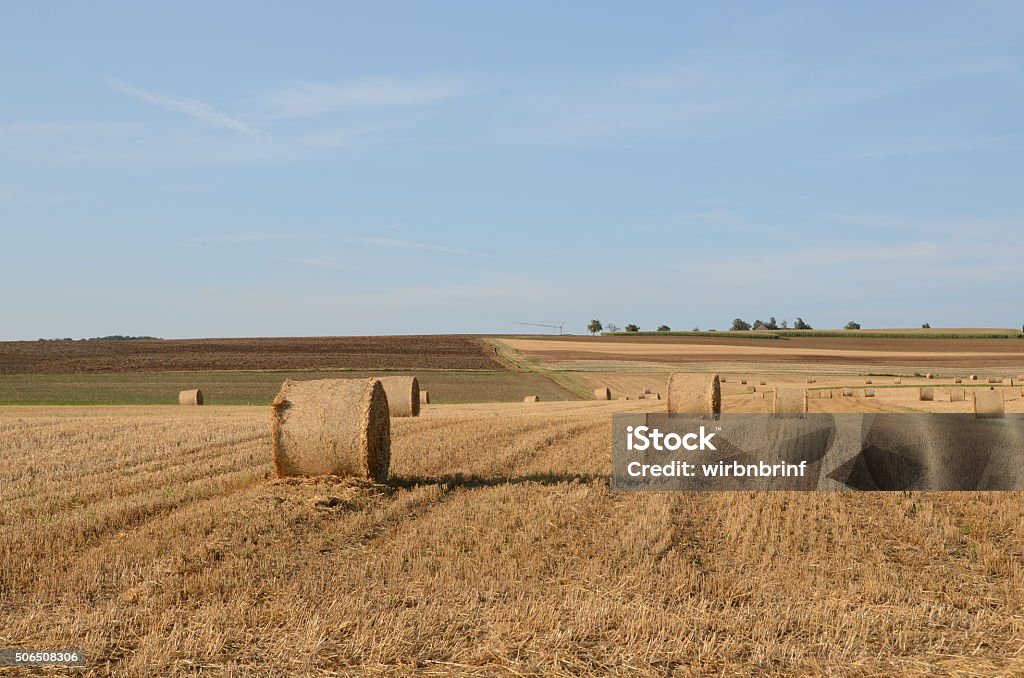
{"left": 108, "top": 79, "right": 264, "bottom": 137}
{"left": 262, "top": 78, "right": 464, "bottom": 118}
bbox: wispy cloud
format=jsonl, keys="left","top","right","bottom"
{"left": 363, "top": 237, "right": 484, "bottom": 257}
{"left": 262, "top": 77, "right": 464, "bottom": 118}
{"left": 108, "top": 78, "right": 264, "bottom": 137}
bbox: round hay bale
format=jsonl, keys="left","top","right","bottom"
{"left": 419, "top": 390, "right": 430, "bottom": 405}
{"left": 720, "top": 376, "right": 727, "bottom": 383}
{"left": 759, "top": 380, "right": 767, "bottom": 386}
{"left": 926, "top": 373, "right": 934, "bottom": 380}
{"left": 524, "top": 395, "right": 539, "bottom": 403}
{"left": 919, "top": 387, "right": 934, "bottom": 401}
{"left": 949, "top": 387, "right": 965, "bottom": 402}
{"left": 970, "top": 374, "right": 978, "bottom": 381}
{"left": 865, "top": 378, "right": 872, "bottom": 385}
{"left": 594, "top": 387, "right": 611, "bottom": 401}
{"left": 974, "top": 388, "right": 1005, "bottom": 419}
{"left": 1003, "top": 378, "right": 1014, "bottom": 386}
{"left": 376, "top": 376, "right": 420, "bottom": 417}
{"left": 954, "top": 377, "right": 962, "bottom": 384}
{"left": 893, "top": 377, "right": 902, "bottom": 385}
{"left": 178, "top": 388, "right": 203, "bottom": 406}
{"left": 806, "top": 377, "right": 816, "bottom": 384}
{"left": 773, "top": 387, "right": 807, "bottom": 418}
{"left": 618, "top": 396, "right": 629, "bottom": 401}
{"left": 647, "top": 392, "right": 661, "bottom": 400}
{"left": 667, "top": 373, "right": 720, "bottom": 418}
{"left": 865, "top": 389, "right": 875, "bottom": 398}
{"left": 271, "top": 378, "right": 390, "bottom": 480}
{"left": 988, "top": 377, "right": 1001, "bottom": 384}
{"left": 643, "top": 387, "right": 652, "bottom": 395}
{"left": 822, "top": 390, "right": 832, "bottom": 399}
{"left": 740, "top": 379, "right": 748, "bottom": 385}
{"left": 842, "top": 388, "right": 854, "bottom": 397}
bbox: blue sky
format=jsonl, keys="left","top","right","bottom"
{"left": 2, "top": 2, "right": 1022, "bottom": 339}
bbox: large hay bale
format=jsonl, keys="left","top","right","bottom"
{"left": 919, "top": 387, "right": 934, "bottom": 401}
{"left": 773, "top": 387, "right": 807, "bottom": 418}
{"left": 524, "top": 395, "right": 539, "bottom": 403}
{"left": 949, "top": 387, "right": 965, "bottom": 402}
{"left": 178, "top": 388, "right": 203, "bottom": 406}
{"left": 376, "top": 376, "right": 420, "bottom": 417}
{"left": 271, "top": 378, "right": 390, "bottom": 480}
{"left": 974, "top": 388, "right": 1005, "bottom": 419}
{"left": 666, "top": 373, "right": 720, "bottom": 418}
{"left": 420, "top": 390, "right": 430, "bottom": 405}
{"left": 594, "top": 387, "right": 611, "bottom": 401}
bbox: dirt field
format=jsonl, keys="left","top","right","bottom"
{"left": 501, "top": 336, "right": 1024, "bottom": 369}
{"left": 4, "top": 401, "right": 1024, "bottom": 676}
{"left": 0, "top": 336, "right": 506, "bottom": 374}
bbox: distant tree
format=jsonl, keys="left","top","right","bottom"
{"left": 692, "top": 326, "right": 700, "bottom": 332}
{"left": 587, "top": 319, "right": 603, "bottom": 336}
{"left": 606, "top": 323, "right": 620, "bottom": 333}
{"left": 765, "top": 316, "right": 778, "bottom": 330}
{"left": 625, "top": 324, "right": 639, "bottom": 332}
{"left": 780, "top": 319, "right": 789, "bottom": 329}
{"left": 731, "top": 318, "right": 752, "bottom": 331}
{"left": 752, "top": 319, "right": 764, "bottom": 329}
{"left": 844, "top": 321, "right": 861, "bottom": 330}
{"left": 657, "top": 325, "right": 671, "bottom": 332}
{"left": 793, "top": 317, "right": 812, "bottom": 330}
{"left": 921, "top": 322, "right": 931, "bottom": 329}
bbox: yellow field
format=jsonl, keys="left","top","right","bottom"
{"left": 4, "top": 397, "right": 1024, "bottom": 676}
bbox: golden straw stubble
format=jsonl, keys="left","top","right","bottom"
{"left": 271, "top": 378, "right": 391, "bottom": 480}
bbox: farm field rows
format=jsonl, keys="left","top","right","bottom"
{"left": 4, "top": 402, "right": 1024, "bottom": 676}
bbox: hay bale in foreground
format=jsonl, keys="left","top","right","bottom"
{"left": 949, "top": 387, "right": 965, "bottom": 402}
{"left": 271, "top": 378, "right": 390, "bottom": 480}
{"left": 919, "top": 387, "right": 934, "bottom": 401}
{"left": 773, "top": 388, "right": 807, "bottom": 418}
{"left": 594, "top": 387, "right": 611, "bottom": 401}
{"left": 419, "top": 390, "right": 430, "bottom": 405}
{"left": 974, "top": 388, "right": 1005, "bottom": 419}
{"left": 523, "top": 395, "right": 539, "bottom": 403}
{"left": 376, "top": 376, "right": 420, "bottom": 417}
{"left": 178, "top": 389, "right": 203, "bottom": 406}
{"left": 667, "top": 373, "right": 720, "bottom": 418}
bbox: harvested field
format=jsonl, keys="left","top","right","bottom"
{"left": 4, "top": 403, "right": 1024, "bottom": 676}
{"left": 0, "top": 335, "right": 505, "bottom": 374}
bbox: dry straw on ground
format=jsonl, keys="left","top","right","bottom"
{"left": 271, "top": 378, "right": 391, "bottom": 480}
{"left": 177, "top": 389, "right": 203, "bottom": 406}
{"left": 919, "top": 387, "right": 934, "bottom": 402}
{"left": 420, "top": 390, "right": 430, "bottom": 405}
{"left": 773, "top": 387, "right": 807, "bottom": 417}
{"left": 974, "top": 388, "right": 1005, "bottom": 419}
{"left": 950, "top": 387, "right": 965, "bottom": 402}
{"left": 523, "top": 395, "right": 539, "bottom": 402}
{"left": 666, "top": 373, "right": 720, "bottom": 418}
{"left": 376, "top": 376, "right": 420, "bottom": 417}
{"left": 594, "top": 387, "right": 611, "bottom": 401}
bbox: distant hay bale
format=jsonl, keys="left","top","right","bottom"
{"left": 523, "top": 395, "right": 540, "bottom": 403}
{"left": 974, "top": 388, "right": 1005, "bottom": 419}
{"left": 949, "top": 387, "right": 965, "bottom": 402}
{"left": 919, "top": 387, "right": 934, "bottom": 401}
{"left": 720, "top": 376, "right": 727, "bottom": 383}
{"left": 954, "top": 377, "right": 962, "bottom": 384}
{"left": 759, "top": 380, "right": 767, "bottom": 386}
{"left": 865, "top": 378, "right": 872, "bottom": 385}
{"left": 1003, "top": 378, "right": 1014, "bottom": 386}
{"left": 667, "top": 373, "right": 721, "bottom": 418}
{"left": 376, "top": 376, "right": 420, "bottom": 417}
{"left": 988, "top": 377, "right": 1001, "bottom": 384}
{"left": 643, "top": 388, "right": 652, "bottom": 395}
{"left": 865, "top": 389, "right": 875, "bottom": 398}
{"left": 594, "top": 387, "right": 611, "bottom": 401}
{"left": 970, "top": 374, "right": 978, "bottom": 381}
{"left": 1017, "top": 374, "right": 1024, "bottom": 382}
{"left": 178, "top": 388, "right": 203, "bottom": 406}
{"left": 637, "top": 392, "right": 646, "bottom": 400}
{"left": 649, "top": 392, "right": 661, "bottom": 400}
{"left": 773, "top": 387, "right": 807, "bottom": 418}
{"left": 842, "top": 388, "right": 854, "bottom": 397}
{"left": 618, "top": 396, "right": 629, "bottom": 401}
{"left": 926, "top": 373, "right": 934, "bottom": 380}
{"left": 271, "top": 378, "right": 390, "bottom": 480}
{"left": 420, "top": 390, "right": 430, "bottom": 405}
{"left": 806, "top": 377, "right": 816, "bottom": 384}
{"left": 894, "top": 377, "right": 901, "bottom": 385}
{"left": 740, "top": 379, "right": 747, "bottom": 385}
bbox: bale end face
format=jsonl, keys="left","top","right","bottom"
{"left": 667, "top": 373, "right": 721, "bottom": 419}
{"left": 178, "top": 389, "right": 203, "bottom": 406}
{"left": 949, "top": 387, "right": 965, "bottom": 402}
{"left": 919, "top": 387, "right": 934, "bottom": 401}
{"left": 419, "top": 390, "right": 430, "bottom": 405}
